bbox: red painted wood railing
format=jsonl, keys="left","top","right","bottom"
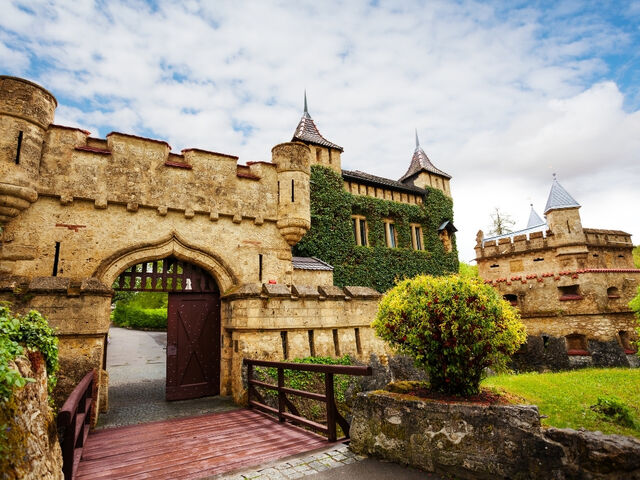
{"left": 244, "top": 359, "right": 372, "bottom": 442}
{"left": 57, "top": 370, "right": 95, "bottom": 480}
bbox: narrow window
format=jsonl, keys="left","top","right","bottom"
{"left": 542, "top": 335, "right": 549, "bottom": 349}
{"left": 316, "top": 148, "right": 322, "bottom": 163}
{"left": 15, "top": 131, "right": 23, "bottom": 164}
{"left": 277, "top": 181, "right": 280, "bottom": 202}
{"left": 490, "top": 264, "right": 499, "bottom": 268}
{"left": 566, "top": 220, "right": 571, "bottom": 233}
{"left": 258, "top": 254, "right": 263, "bottom": 282}
{"left": 533, "top": 257, "right": 544, "bottom": 262}
{"left": 411, "top": 224, "right": 423, "bottom": 250}
{"left": 359, "top": 219, "right": 367, "bottom": 246}
{"left": 328, "top": 148, "right": 332, "bottom": 165}
{"left": 355, "top": 328, "right": 362, "bottom": 355}
{"left": 291, "top": 179, "right": 295, "bottom": 202}
{"left": 234, "top": 340, "right": 239, "bottom": 353}
{"left": 352, "top": 218, "right": 358, "bottom": 243}
{"left": 52, "top": 242, "right": 61, "bottom": 276}
{"left": 281, "top": 331, "right": 288, "bottom": 359}
{"left": 308, "top": 330, "right": 315, "bottom": 356}
{"left": 384, "top": 221, "right": 396, "bottom": 248}
{"left": 332, "top": 329, "right": 340, "bottom": 356}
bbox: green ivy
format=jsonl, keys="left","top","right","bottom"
{"left": 0, "top": 303, "right": 59, "bottom": 401}
{"left": 294, "top": 166, "right": 459, "bottom": 291}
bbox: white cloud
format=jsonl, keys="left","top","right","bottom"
{"left": 1, "top": 0, "right": 638, "bottom": 263}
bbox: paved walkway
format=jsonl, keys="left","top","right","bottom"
{"left": 98, "top": 327, "right": 237, "bottom": 429}
{"left": 216, "top": 444, "right": 439, "bottom": 480}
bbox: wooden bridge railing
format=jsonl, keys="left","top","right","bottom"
{"left": 57, "top": 370, "right": 95, "bottom": 480}
{"left": 244, "top": 359, "right": 372, "bottom": 442}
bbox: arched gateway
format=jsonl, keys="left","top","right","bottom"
{"left": 113, "top": 257, "right": 220, "bottom": 400}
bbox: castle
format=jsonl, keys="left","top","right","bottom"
{"left": 0, "top": 76, "right": 456, "bottom": 417}
{"left": 475, "top": 176, "right": 639, "bottom": 369}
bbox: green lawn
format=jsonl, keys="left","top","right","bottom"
{"left": 482, "top": 368, "right": 640, "bottom": 438}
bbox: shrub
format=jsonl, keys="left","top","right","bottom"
{"left": 112, "top": 303, "right": 167, "bottom": 330}
{"left": 0, "top": 303, "right": 59, "bottom": 399}
{"left": 630, "top": 285, "right": 640, "bottom": 355}
{"left": 373, "top": 274, "right": 526, "bottom": 396}
{"left": 591, "top": 396, "right": 639, "bottom": 429}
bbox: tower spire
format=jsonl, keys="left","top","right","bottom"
{"left": 303, "top": 90, "right": 308, "bottom": 114}
{"left": 415, "top": 129, "right": 420, "bottom": 149}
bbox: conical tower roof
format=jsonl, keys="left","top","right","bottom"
{"left": 527, "top": 204, "right": 545, "bottom": 228}
{"left": 291, "top": 92, "right": 343, "bottom": 151}
{"left": 544, "top": 174, "right": 580, "bottom": 214}
{"left": 399, "top": 130, "right": 451, "bottom": 182}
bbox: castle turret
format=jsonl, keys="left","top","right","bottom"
{"left": 399, "top": 130, "right": 451, "bottom": 197}
{"left": 272, "top": 142, "right": 311, "bottom": 245}
{"left": 291, "top": 93, "right": 343, "bottom": 173}
{"left": 544, "top": 174, "right": 586, "bottom": 246}
{"left": 0, "top": 76, "right": 57, "bottom": 225}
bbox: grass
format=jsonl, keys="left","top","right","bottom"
{"left": 482, "top": 368, "right": 640, "bottom": 438}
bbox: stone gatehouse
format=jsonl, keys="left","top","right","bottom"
{"left": 0, "top": 76, "right": 457, "bottom": 417}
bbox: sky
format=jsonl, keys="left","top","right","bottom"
{"left": 1, "top": 0, "right": 639, "bottom": 262}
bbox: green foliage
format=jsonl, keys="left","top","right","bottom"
{"left": 294, "top": 166, "right": 458, "bottom": 292}
{"left": 591, "top": 396, "right": 639, "bottom": 429}
{"left": 483, "top": 369, "right": 640, "bottom": 438}
{"left": 633, "top": 245, "right": 640, "bottom": 268}
{"left": 112, "top": 303, "right": 167, "bottom": 330}
{"left": 373, "top": 274, "right": 526, "bottom": 396}
{"left": 0, "top": 303, "right": 59, "bottom": 402}
{"left": 458, "top": 262, "right": 479, "bottom": 278}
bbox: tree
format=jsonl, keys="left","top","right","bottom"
{"left": 633, "top": 246, "right": 640, "bottom": 268}
{"left": 488, "top": 207, "right": 515, "bottom": 236}
{"left": 373, "top": 274, "right": 526, "bottom": 396}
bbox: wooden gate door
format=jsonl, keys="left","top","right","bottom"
{"left": 166, "top": 292, "right": 220, "bottom": 401}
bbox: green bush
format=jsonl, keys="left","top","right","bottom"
{"left": 112, "top": 303, "right": 167, "bottom": 330}
{"left": 373, "top": 274, "right": 526, "bottom": 396}
{"left": 0, "top": 303, "right": 59, "bottom": 400}
{"left": 591, "top": 396, "right": 639, "bottom": 429}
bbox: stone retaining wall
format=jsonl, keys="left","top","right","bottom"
{"left": 0, "top": 353, "right": 63, "bottom": 479}
{"left": 350, "top": 391, "right": 640, "bottom": 480}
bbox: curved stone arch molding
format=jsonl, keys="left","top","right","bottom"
{"left": 93, "top": 232, "right": 239, "bottom": 293}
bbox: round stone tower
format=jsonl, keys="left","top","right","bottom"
{"left": 0, "top": 76, "right": 57, "bottom": 225}
{"left": 271, "top": 142, "right": 311, "bottom": 246}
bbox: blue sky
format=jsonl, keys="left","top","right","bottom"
{"left": 1, "top": 0, "right": 639, "bottom": 261}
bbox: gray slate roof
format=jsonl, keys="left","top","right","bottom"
{"left": 399, "top": 132, "right": 451, "bottom": 182}
{"left": 527, "top": 205, "right": 545, "bottom": 228}
{"left": 292, "top": 96, "right": 343, "bottom": 151}
{"left": 544, "top": 176, "right": 580, "bottom": 214}
{"left": 292, "top": 256, "right": 334, "bottom": 271}
{"left": 342, "top": 169, "right": 426, "bottom": 195}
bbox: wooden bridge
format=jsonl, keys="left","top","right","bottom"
{"left": 59, "top": 360, "right": 372, "bottom": 480}
{"left": 75, "top": 409, "right": 330, "bottom": 479}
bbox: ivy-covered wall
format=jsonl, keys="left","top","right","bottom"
{"left": 294, "top": 166, "right": 459, "bottom": 292}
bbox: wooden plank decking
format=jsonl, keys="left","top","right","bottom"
{"left": 76, "top": 409, "right": 332, "bottom": 480}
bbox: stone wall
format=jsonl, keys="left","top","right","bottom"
{"left": 350, "top": 391, "right": 640, "bottom": 480}
{"left": 222, "top": 283, "right": 387, "bottom": 402}
{"left": 0, "top": 353, "right": 63, "bottom": 480}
